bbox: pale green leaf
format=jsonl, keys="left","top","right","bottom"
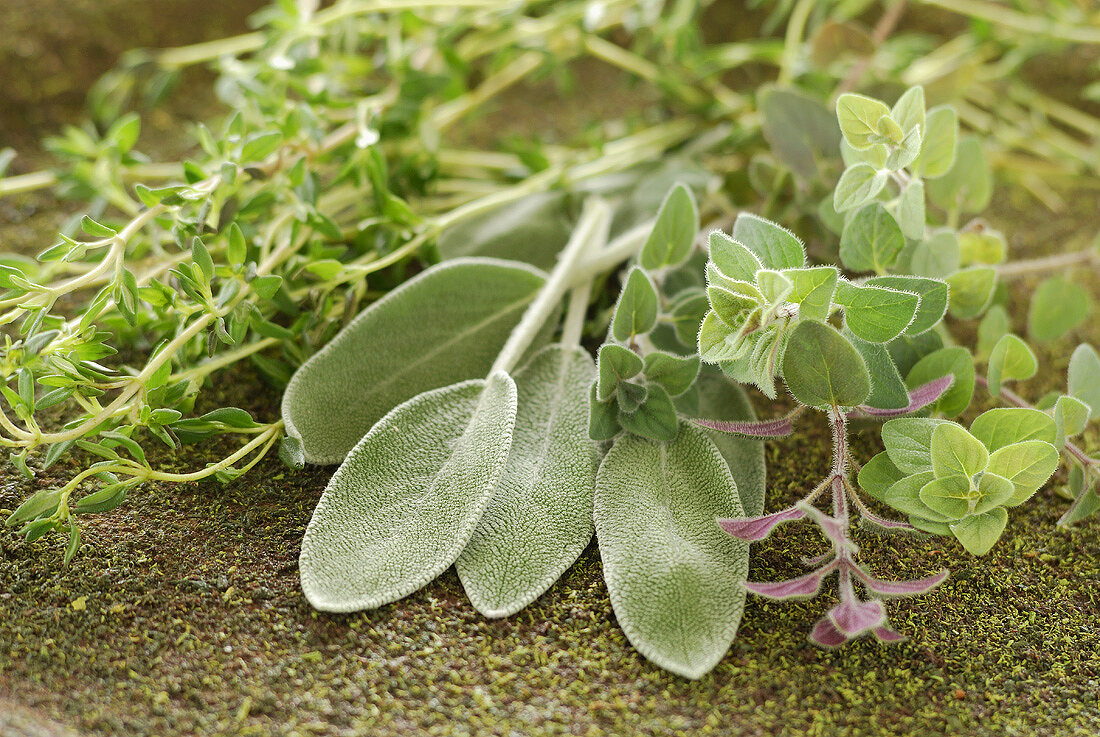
{"left": 970, "top": 408, "right": 1056, "bottom": 453}
{"left": 1054, "top": 395, "right": 1091, "bottom": 448}
{"left": 891, "top": 86, "right": 925, "bottom": 137}
{"left": 457, "top": 348, "right": 597, "bottom": 618}
{"left": 930, "top": 422, "right": 988, "bottom": 479}
{"left": 283, "top": 259, "right": 545, "bottom": 465}
{"left": 919, "top": 474, "right": 972, "bottom": 520}
{"left": 858, "top": 451, "right": 905, "bottom": 501}
{"left": 838, "top": 203, "right": 904, "bottom": 273}
{"left": 612, "top": 267, "right": 660, "bottom": 343}
{"left": 1068, "top": 344, "right": 1100, "bottom": 421}
{"left": 760, "top": 86, "right": 841, "bottom": 180}
{"left": 640, "top": 184, "right": 699, "bottom": 270}
{"left": 866, "top": 275, "right": 948, "bottom": 335}
{"left": 897, "top": 180, "right": 926, "bottom": 240}
{"left": 731, "top": 213, "right": 805, "bottom": 270}
{"left": 946, "top": 267, "right": 997, "bottom": 319}
{"left": 913, "top": 105, "right": 958, "bottom": 178}
{"left": 698, "top": 311, "right": 743, "bottom": 363}
{"left": 881, "top": 417, "right": 949, "bottom": 474}
{"left": 905, "top": 347, "right": 975, "bottom": 417}
{"left": 987, "top": 334, "right": 1037, "bottom": 396}
{"left": 927, "top": 137, "right": 992, "bottom": 214}
{"left": 950, "top": 507, "right": 1007, "bottom": 556}
{"left": 986, "top": 440, "right": 1060, "bottom": 505}
{"left": 836, "top": 281, "right": 918, "bottom": 344}
{"left": 833, "top": 164, "right": 887, "bottom": 213}
{"left": 781, "top": 320, "right": 870, "bottom": 408}
{"left": 1028, "top": 277, "right": 1091, "bottom": 344}
{"left": 836, "top": 93, "right": 892, "bottom": 150}
{"left": 594, "top": 422, "right": 748, "bottom": 679}
{"left": 886, "top": 125, "right": 922, "bottom": 170}
{"left": 708, "top": 232, "right": 762, "bottom": 282}
{"left": 300, "top": 373, "right": 518, "bottom": 611}
{"left": 977, "top": 305, "right": 1010, "bottom": 361}
{"left": 882, "top": 471, "right": 949, "bottom": 522}
{"left": 784, "top": 266, "right": 838, "bottom": 322}
{"left": 909, "top": 230, "right": 960, "bottom": 279}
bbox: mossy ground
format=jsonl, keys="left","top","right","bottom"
{"left": 2, "top": 4, "right": 1100, "bottom": 736}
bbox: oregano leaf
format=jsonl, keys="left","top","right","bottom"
{"left": 781, "top": 320, "right": 870, "bottom": 408}
{"left": 612, "top": 267, "right": 660, "bottom": 343}
{"left": 640, "top": 184, "right": 699, "bottom": 270}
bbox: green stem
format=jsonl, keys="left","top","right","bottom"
{"left": 491, "top": 198, "right": 611, "bottom": 375}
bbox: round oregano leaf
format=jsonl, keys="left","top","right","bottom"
{"left": 781, "top": 320, "right": 871, "bottom": 408}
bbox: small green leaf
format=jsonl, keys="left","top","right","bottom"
{"left": 731, "top": 213, "right": 805, "bottom": 270}
{"left": 973, "top": 473, "right": 1016, "bottom": 514}
{"left": 858, "top": 451, "right": 905, "bottom": 501}
{"left": 643, "top": 352, "right": 700, "bottom": 397}
{"left": 927, "top": 137, "right": 992, "bottom": 214}
{"left": 781, "top": 320, "right": 870, "bottom": 408}
{"left": 958, "top": 229, "right": 1006, "bottom": 266}
{"left": 881, "top": 417, "right": 949, "bottom": 474}
{"left": 1028, "top": 277, "right": 1091, "bottom": 344}
{"left": 191, "top": 237, "right": 214, "bottom": 283}
{"left": 299, "top": 373, "right": 517, "bottom": 612}
{"left": 305, "top": 259, "right": 344, "bottom": 281}
{"left": 970, "top": 408, "right": 1056, "bottom": 453}
{"left": 839, "top": 203, "right": 905, "bottom": 273}
{"left": 707, "top": 285, "right": 759, "bottom": 328}
{"left": 240, "top": 131, "right": 283, "bottom": 163}
{"left": 886, "top": 125, "right": 922, "bottom": 170}
{"left": 882, "top": 471, "right": 947, "bottom": 521}
{"left": 905, "top": 347, "right": 974, "bottom": 417}
{"left": 987, "top": 334, "right": 1037, "bottom": 397}
{"left": 708, "top": 232, "right": 762, "bottom": 282}
{"left": 640, "top": 184, "right": 699, "bottom": 270}
{"left": 612, "top": 267, "right": 660, "bottom": 343}
{"left": 977, "top": 305, "right": 1010, "bottom": 360}
{"left": 588, "top": 384, "right": 621, "bottom": 442}
{"left": 865, "top": 276, "right": 948, "bottom": 335}
{"left": 946, "top": 267, "right": 997, "bottom": 319}
{"left": 930, "top": 423, "right": 988, "bottom": 479}
{"left": 891, "top": 86, "right": 925, "bottom": 137}
{"left": 81, "top": 215, "right": 117, "bottom": 238}
{"left": 618, "top": 384, "right": 679, "bottom": 442}
{"left": 833, "top": 164, "right": 887, "bottom": 213}
{"left": 760, "top": 86, "right": 841, "bottom": 181}
{"left": 227, "top": 222, "right": 247, "bottom": 265}
{"left": 250, "top": 274, "right": 283, "bottom": 300}
{"left": 919, "top": 475, "right": 972, "bottom": 520}
{"left": 1068, "top": 344, "right": 1100, "bottom": 421}
{"left": 836, "top": 281, "right": 918, "bottom": 344}
{"left": 950, "top": 507, "right": 1008, "bottom": 556}
{"left": 783, "top": 266, "right": 838, "bottom": 322}
{"left": 697, "top": 311, "right": 742, "bottom": 363}
{"left": 897, "top": 180, "right": 926, "bottom": 240}
{"left": 985, "top": 440, "right": 1060, "bottom": 505}
{"left": 913, "top": 105, "right": 958, "bottom": 178}
{"left": 597, "top": 344, "right": 644, "bottom": 400}
{"left": 617, "top": 381, "right": 647, "bottom": 413}
{"left": 594, "top": 422, "right": 748, "bottom": 679}
{"left": 909, "top": 230, "right": 960, "bottom": 279}
{"left": 846, "top": 330, "right": 910, "bottom": 410}
{"left": 1054, "top": 395, "right": 1091, "bottom": 448}
{"left": 836, "top": 93, "right": 892, "bottom": 150}
{"left": 107, "top": 113, "right": 141, "bottom": 154}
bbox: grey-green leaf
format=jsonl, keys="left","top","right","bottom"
{"left": 1027, "top": 277, "right": 1091, "bottom": 344}
{"left": 836, "top": 93, "right": 892, "bottom": 150}
{"left": 1068, "top": 344, "right": 1100, "bottom": 421}
{"left": 708, "top": 231, "right": 763, "bottom": 282}
{"left": 950, "top": 507, "right": 1007, "bottom": 556}
{"left": 283, "top": 259, "right": 545, "bottom": 464}
{"left": 437, "top": 191, "right": 573, "bottom": 271}
{"left": 839, "top": 203, "right": 905, "bottom": 273}
{"left": 300, "top": 372, "right": 518, "bottom": 612}
{"left": 612, "top": 267, "right": 660, "bottom": 342}
{"left": 834, "top": 164, "right": 887, "bottom": 213}
{"left": 594, "top": 421, "right": 748, "bottom": 679}
{"left": 781, "top": 320, "right": 870, "bottom": 408}
{"left": 456, "top": 347, "right": 598, "bottom": 618}
{"left": 913, "top": 105, "right": 958, "bottom": 178}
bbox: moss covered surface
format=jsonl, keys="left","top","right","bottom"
{"left": 3, "top": 3, "right": 1100, "bottom": 735}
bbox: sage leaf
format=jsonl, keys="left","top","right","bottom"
{"left": 1068, "top": 344, "right": 1100, "bottom": 421}
{"left": 731, "top": 213, "right": 805, "bottom": 270}
{"left": 781, "top": 320, "right": 870, "bottom": 408}
{"left": 640, "top": 184, "right": 699, "bottom": 270}
{"left": 839, "top": 203, "right": 905, "bottom": 273}
{"left": 283, "top": 259, "right": 545, "bottom": 464}
{"left": 437, "top": 191, "right": 573, "bottom": 271}
{"left": 456, "top": 347, "right": 598, "bottom": 618}
{"left": 594, "top": 421, "right": 749, "bottom": 679}
{"left": 299, "top": 372, "right": 518, "bottom": 612}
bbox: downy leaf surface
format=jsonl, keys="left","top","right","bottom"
{"left": 594, "top": 421, "right": 749, "bottom": 679}
{"left": 283, "top": 259, "right": 545, "bottom": 464}
{"left": 299, "top": 372, "right": 517, "bottom": 611}
{"left": 456, "top": 347, "right": 598, "bottom": 618}
{"left": 781, "top": 320, "right": 871, "bottom": 408}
